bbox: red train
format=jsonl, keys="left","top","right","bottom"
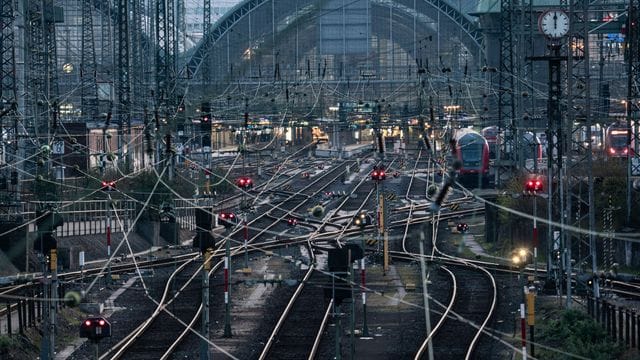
{"left": 453, "top": 128, "right": 490, "bottom": 186}
{"left": 604, "top": 124, "right": 635, "bottom": 158}
{"left": 481, "top": 126, "right": 499, "bottom": 159}
{"left": 481, "top": 126, "right": 544, "bottom": 164}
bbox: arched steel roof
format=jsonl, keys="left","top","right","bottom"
{"left": 181, "top": 0, "right": 483, "bottom": 77}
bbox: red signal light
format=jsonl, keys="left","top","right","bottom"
{"left": 98, "top": 319, "right": 106, "bottom": 326}
{"left": 84, "top": 320, "right": 92, "bottom": 327}
{"left": 220, "top": 212, "right": 235, "bottom": 220}
{"left": 236, "top": 176, "right": 253, "bottom": 188}
{"left": 456, "top": 223, "right": 469, "bottom": 233}
{"left": 101, "top": 180, "right": 116, "bottom": 191}
{"left": 524, "top": 177, "right": 544, "bottom": 194}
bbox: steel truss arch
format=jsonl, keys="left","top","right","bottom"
{"left": 182, "top": 0, "right": 483, "bottom": 78}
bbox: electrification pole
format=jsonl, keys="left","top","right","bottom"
{"left": 224, "top": 236, "right": 232, "bottom": 337}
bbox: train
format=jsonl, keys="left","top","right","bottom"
{"left": 604, "top": 124, "right": 635, "bottom": 158}
{"left": 481, "top": 126, "right": 544, "bottom": 166}
{"left": 522, "top": 132, "right": 545, "bottom": 171}
{"left": 481, "top": 126, "right": 499, "bottom": 159}
{"left": 452, "top": 128, "right": 490, "bottom": 187}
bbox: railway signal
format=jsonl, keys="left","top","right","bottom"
{"left": 235, "top": 176, "right": 253, "bottom": 189}
{"left": 371, "top": 166, "right": 386, "bottom": 181}
{"left": 219, "top": 212, "right": 237, "bottom": 228}
{"left": 101, "top": 180, "right": 116, "bottom": 191}
{"left": 287, "top": 217, "right": 298, "bottom": 227}
{"left": 456, "top": 223, "right": 469, "bottom": 233}
{"left": 34, "top": 210, "right": 63, "bottom": 255}
{"left": 200, "top": 102, "right": 211, "bottom": 132}
{"left": 523, "top": 176, "right": 544, "bottom": 196}
{"left": 79, "top": 317, "right": 111, "bottom": 341}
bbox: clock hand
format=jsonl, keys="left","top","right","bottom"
{"left": 553, "top": 14, "right": 558, "bottom": 29}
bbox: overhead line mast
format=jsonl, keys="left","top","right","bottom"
{"left": 81, "top": 0, "right": 99, "bottom": 121}
{"left": 117, "top": 0, "right": 132, "bottom": 172}
{"left": 0, "top": 0, "right": 19, "bottom": 217}
{"left": 497, "top": 0, "right": 517, "bottom": 187}
{"left": 627, "top": 0, "right": 640, "bottom": 225}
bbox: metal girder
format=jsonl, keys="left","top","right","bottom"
{"left": 182, "top": 0, "right": 268, "bottom": 78}
{"left": 627, "top": 0, "right": 640, "bottom": 223}
{"left": 117, "top": 0, "right": 131, "bottom": 172}
{"left": 420, "top": 0, "right": 483, "bottom": 49}
{"left": 117, "top": 0, "right": 131, "bottom": 122}
{"left": 156, "top": 0, "right": 176, "bottom": 108}
{"left": 81, "top": 0, "right": 99, "bottom": 120}
{"left": 0, "top": 0, "right": 18, "bottom": 213}
{"left": 25, "top": 0, "right": 58, "bottom": 139}
{"left": 496, "top": 0, "right": 516, "bottom": 186}
{"left": 131, "top": 0, "right": 145, "bottom": 107}
{"left": 157, "top": 0, "right": 168, "bottom": 100}
{"left": 1, "top": 0, "right": 16, "bottom": 105}
{"left": 565, "top": 0, "right": 597, "bottom": 302}
{"left": 202, "top": 0, "right": 211, "bottom": 84}
{"left": 516, "top": 0, "right": 536, "bottom": 172}
{"left": 167, "top": 0, "right": 176, "bottom": 78}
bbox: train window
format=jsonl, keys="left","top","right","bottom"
{"left": 610, "top": 136, "right": 627, "bottom": 147}
{"left": 463, "top": 146, "right": 483, "bottom": 162}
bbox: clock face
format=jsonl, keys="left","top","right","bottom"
{"left": 539, "top": 10, "right": 570, "bottom": 38}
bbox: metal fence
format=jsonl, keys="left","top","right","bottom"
{"left": 21, "top": 199, "right": 215, "bottom": 236}
{"left": 588, "top": 297, "right": 640, "bottom": 348}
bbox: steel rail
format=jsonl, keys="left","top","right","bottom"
{"left": 101, "top": 254, "right": 200, "bottom": 359}
{"left": 257, "top": 264, "right": 316, "bottom": 359}
{"left": 308, "top": 298, "right": 334, "bottom": 360}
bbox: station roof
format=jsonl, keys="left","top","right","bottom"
{"left": 474, "top": 0, "right": 584, "bottom": 14}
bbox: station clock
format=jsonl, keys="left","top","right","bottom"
{"left": 538, "top": 9, "right": 570, "bottom": 39}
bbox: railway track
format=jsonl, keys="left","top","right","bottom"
{"left": 103, "top": 256, "right": 202, "bottom": 359}
{"left": 425, "top": 264, "right": 497, "bottom": 359}
{"left": 258, "top": 264, "right": 332, "bottom": 359}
